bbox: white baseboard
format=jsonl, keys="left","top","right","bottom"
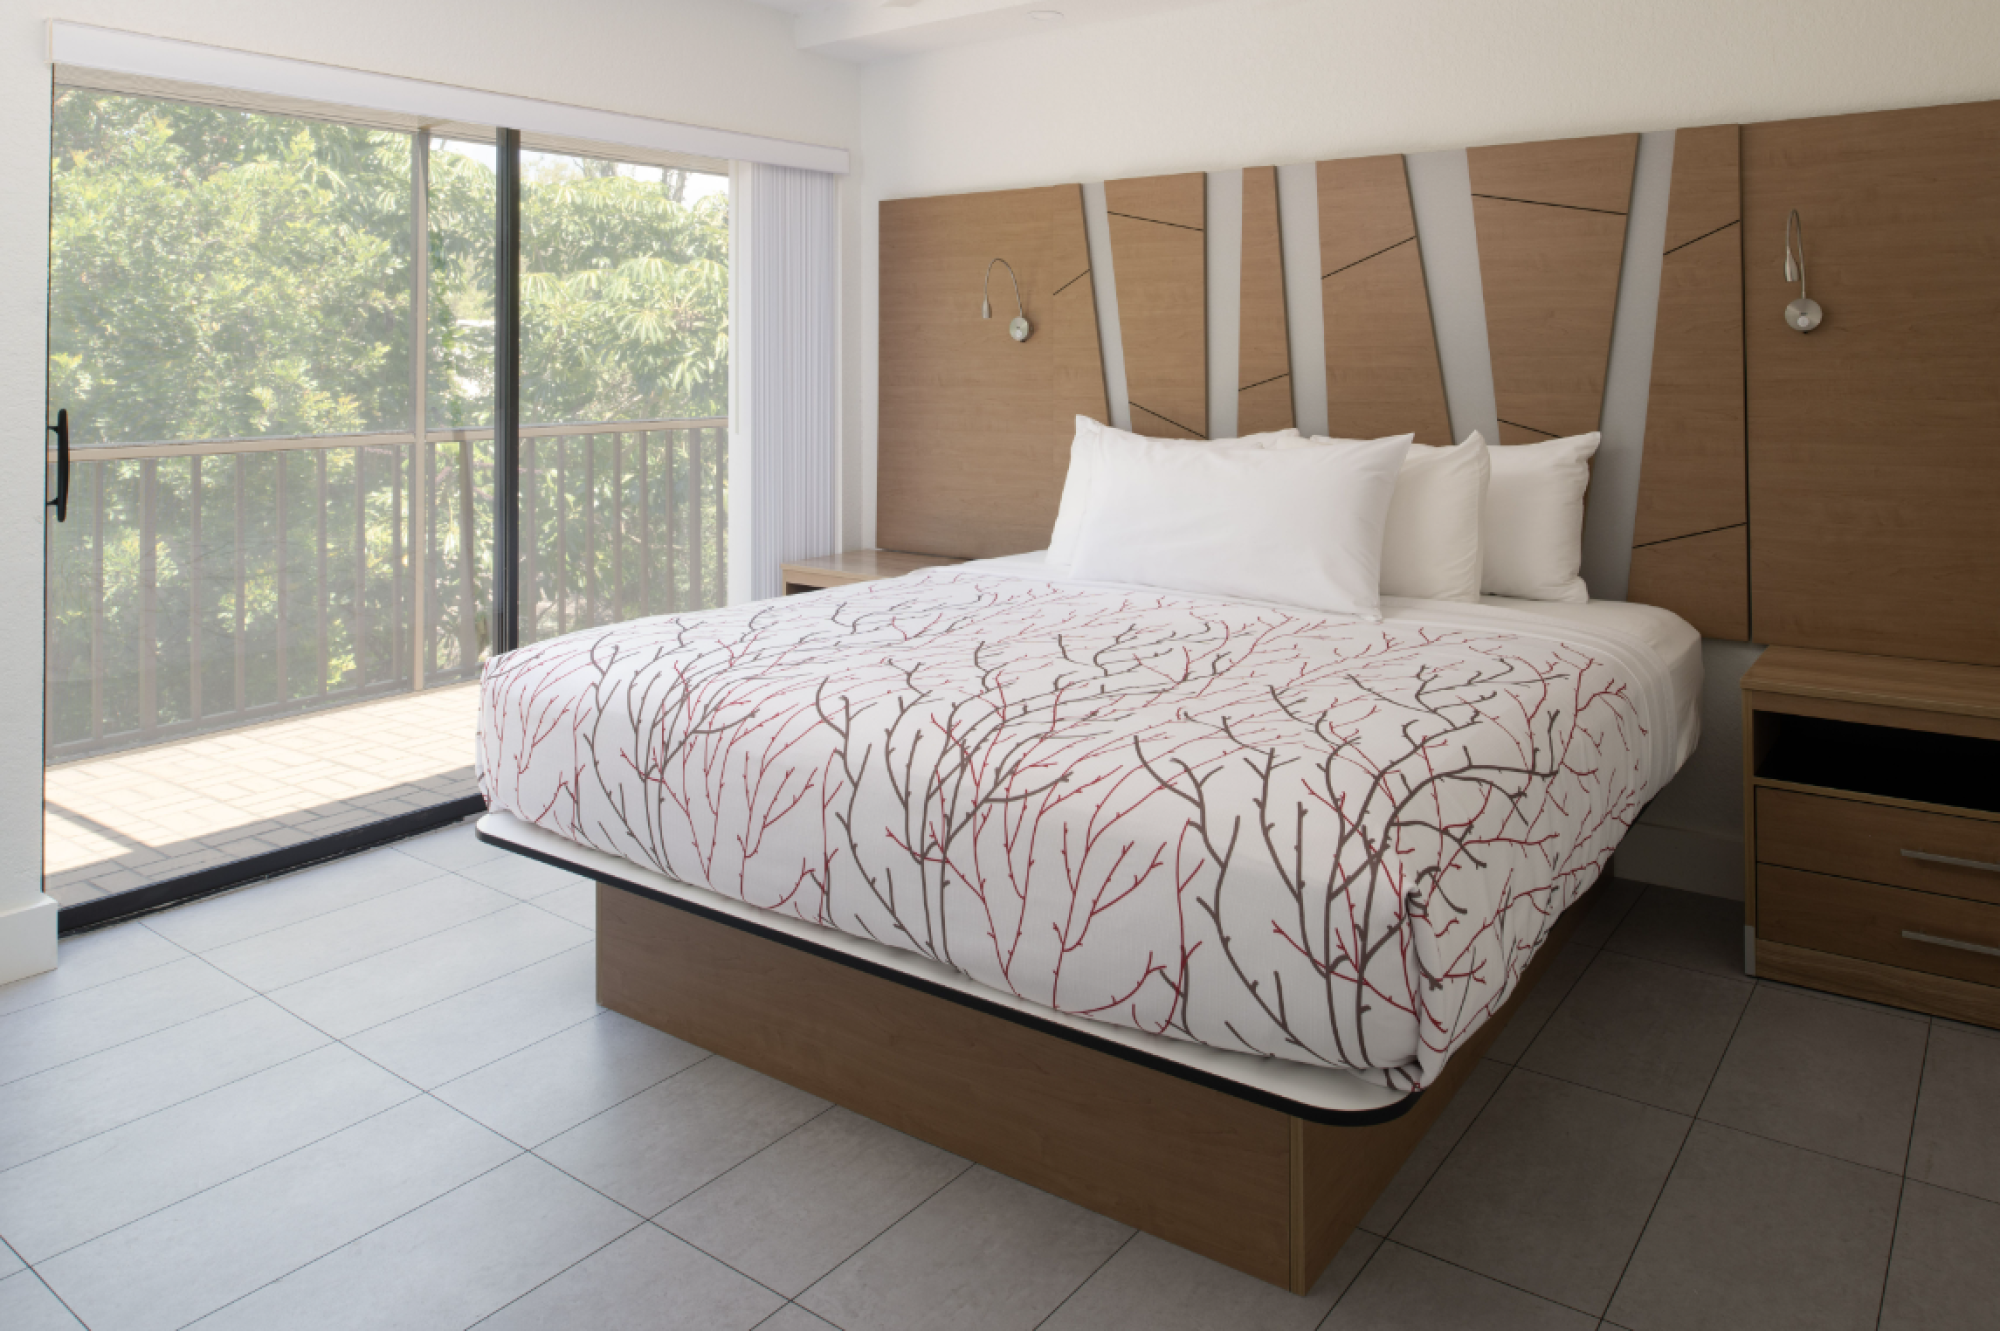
{"left": 0, "top": 894, "right": 59, "bottom": 986}
{"left": 1618, "top": 822, "right": 1742, "bottom": 901}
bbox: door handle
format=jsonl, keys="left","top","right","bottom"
{"left": 47, "top": 409, "right": 68, "bottom": 523}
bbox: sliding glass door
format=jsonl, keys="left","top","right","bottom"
{"left": 44, "top": 84, "right": 730, "bottom": 928}
{"left": 515, "top": 146, "right": 731, "bottom": 639}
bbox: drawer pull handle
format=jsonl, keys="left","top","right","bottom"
{"left": 1901, "top": 850, "right": 2000, "bottom": 875}
{"left": 1901, "top": 930, "right": 2000, "bottom": 960}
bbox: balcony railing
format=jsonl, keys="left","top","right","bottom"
{"left": 45, "top": 418, "right": 728, "bottom": 761}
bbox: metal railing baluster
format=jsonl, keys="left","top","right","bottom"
{"left": 277, "top": 453, "right": 289, "bottom": 703}
{"left": 585, "top": 435, "right": 598, "bottom": 629}
{"left": 190, "top": 456, "right": 203, "bottom": 724}
{"left": 315, "top": 448, "right": 329, "bottom": 697}
{"left": 612, "top": 433, "right": 625, "bottom": 625}
{"left": 522, "top": 438, "right": 538, "bottom": 643}
{"left": 555, "top": 439, "right": 568, "bottom": 637}
{"left": 47, "top": 416, "right": 723, "bottom": 761}
{"left": 234, "top": 454, "right": 246, "bottom": 714}
{"left": 140, "top": 459, "right": 158, "bottom": 736}
{"left": 690, "top": 429, "right": 705, "bottom": 609}
{"left": 354, "top": 445, "right": 368, "bottom": 690}
{"left": 638, "top": 432, "right": 651, "bottom": 616}
{"left": 91, "top": 463, "right": 103, "bottom": 744}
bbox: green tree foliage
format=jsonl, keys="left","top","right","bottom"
{"left": 45, "top": 91, "right": 729, "bottom": 757}
{"left": 48, "top": 92, "right": 412, "bottom": 443}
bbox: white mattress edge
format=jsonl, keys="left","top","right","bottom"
{"left": 476, "top": 810, "right": 1412, "bottom": 1117}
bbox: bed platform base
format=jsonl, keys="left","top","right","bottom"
{"left": 596, "top": 868, "right": 1596, "bottom": 1294}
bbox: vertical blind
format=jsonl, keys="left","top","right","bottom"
{"left": 739, "top": 164, "right": 841, "bottom": 600}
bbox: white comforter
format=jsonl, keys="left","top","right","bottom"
{"left": 477, "top": 563, "right": 1682, "bottom": 1089}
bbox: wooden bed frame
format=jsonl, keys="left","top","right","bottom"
{"left": 484, "top": 822, "right": 1598, "bottom": 1294}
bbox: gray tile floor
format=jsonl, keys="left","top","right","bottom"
{"left": 3, "top": 830, "right": 1998, "bottom": 1330}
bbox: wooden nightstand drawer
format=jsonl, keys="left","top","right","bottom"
{"left": 1757, "top": 788, "right": 2000, "bottom": 908}
{"left": 1761, "top": 865, "right": 2000, "bottom": 988}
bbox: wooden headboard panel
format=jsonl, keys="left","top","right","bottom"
{"left": 1742, "top": 101, "right": 2000, "bottom": 666}
{"left": 877, "top": 185, "right": 1105, "bottom": 558}
{"left": 877, "top": 100, "right": 1999, "bottom": 665}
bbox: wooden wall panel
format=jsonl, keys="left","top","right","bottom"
{"left": 1469, "top": 135, "right": 1637, "bottom": 442}
{"left": 1106, "top": 172, "right": 1207, "bottom": 439}
{"left": 878, "top": 185, "right": 1104, "bottom": 559}
{"left": 1744, "top": 102, "right": 2000, "bottom": 665}
{"left": 1629, "top": 125, "right": 1748, "bottom": 640}
{"left": 1238, "top": 165, "right": 1293, "bottom": 434}
{"left": 1050, "top": 184, "right": 1110, "bottom": 466}
{"left": 1316, "top": 155, "right": 1452, "bottom": 444}
{"left": 1628, "top": 525, "right": 1750, "bottom": 640}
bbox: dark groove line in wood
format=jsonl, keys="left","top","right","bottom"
{"left": 1239, "top": 372, "right": 1291, "bottom": 394}
{"left": 1052, "top": 267, "right": 1091, "bottom": 297}
{"left": 1130, "top": 400, "right": 1208, "bottom": 439}
{"left": 1472, "top": 193, "right": 1629, "bottom": 217}
{"left": 1107, "top": 210, "right": 1205, "bottom": 234}
{"left": 1633, "top": 521, "right": 1748, "bottom": 550}
{"left": 1497, "top": 417, "right": 1561, "bottom": 439}
{"left": 1322, "top": 236, "right": 1415, "bottom": 282}
{"left": 1662, "top": 218, "right": 1740, "bottom": 258}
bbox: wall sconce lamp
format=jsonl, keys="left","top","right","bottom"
{"left": 982, "top": 258, "right": 1032, "bottom": 342}
{"left": 1784, "top": 210, "right": 1822, "bottom": 332}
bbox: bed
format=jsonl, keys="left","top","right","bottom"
{"left": 474, "top": 551, "right": 1700, "bottom": 1290}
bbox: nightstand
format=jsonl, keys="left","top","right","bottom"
{"left": 779, "top": 549, "right": 964, "bottom": 595}
{"left": 1742, "top": 647, "right": 2000, "bottom": 1026}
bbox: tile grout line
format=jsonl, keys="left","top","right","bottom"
{"left": 507, "top": 1047, "right": 715, "bottom": 1152}
{"left": 22, "top": 1089, "right": 431, "bottom": 1271}
{"left": 0, "top": 939, "right": 197, "bottom": 1020}
{"left": 0, "top": 991, "right": 266, "bottom": 1094}
{"left": 1309, "top": 1229, "right": 1391, "bottom": 1330}
{"left": 132, "top": 848, "right": 473, "bottom": 954}
{"left": 265, "top": 933, "right": 595, "bottom": 1049}
{"left": 1511, "top": 1037, "right": 1920, "bottom": 1181}
{"left": 0, "top": 1035, "right": 344, "bottom": 1176}
{"left": 423, "top": 1002, "right": 621, "bottom": 1106}
{"left": 1369, "top": 1065, "right": 1647, "bottom": 1317}
{"left": 789, "top": 1156, "right": 979, "bottom": 1314}
{"left": 259, "top": 904, "right": 590, "bottom": 1026}
{"left": 1875, "top": 1020, "right": 1934, "bottom": 1331}
{"left": 459, "top": 1215, "right": 651, "bottom": 1330}
{"left": 1029, "top": 1228, "right": 1136, "bottom": 1330}
{"left": 19, "top": 1255, "right": 94, "bottom": 1331}
{"left": 197, "top": 881, "right": 533, "bottom": 995}
{"left": 156, "top": 1149, "right": 534, "bottom": 1331}
{"left": 642, "top": 1102, "right": 841, "bottom": 1225}
{"left": 1592, "top": 967, "right": 1762, "bottom": 1322}
{"left": 1359, "top": 1060, "right": 1516, "bottom": 1239}
{"left": 1373, "top": 1235, "right": 1616, "bottom": 1321}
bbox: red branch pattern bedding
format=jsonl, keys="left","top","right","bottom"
{"left": 478, "top": 567, "right": 1667, "bottom": 1090}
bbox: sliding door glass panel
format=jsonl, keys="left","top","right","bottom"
{"left": 423, "top": 137, "right": 499, "bottom": 680}
{"left": 44, "top": 89, "right": 490, "bottom": 913}
{"left": 516, "top": 152, "right": 729, "bottom": 642}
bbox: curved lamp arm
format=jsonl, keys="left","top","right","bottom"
{"left": 1783, "top": 209, "right": 1822, "bottom": 332}
{"left": 981, "top": 258, "right": 1032, "bottom": 342}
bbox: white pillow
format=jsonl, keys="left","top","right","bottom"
{"left": 1070, "top": 433, "right": 1410, "bottom": 619}
{"left": 1380, "top": 433, "right": 1490, "bottom": 602}
{"left": 1480, "top": 431, "right": 1599, "bottom": 603}
{"left": 1289, "top": 432, "right": 1484, "bottom": 601}
{"left": 1047, "top": 417, "right": 1300, "bottom": 564}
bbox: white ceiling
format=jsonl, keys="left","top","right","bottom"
{"left": 757, "top": 0, "right": 1223, "bottom": 62}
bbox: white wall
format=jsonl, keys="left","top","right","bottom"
{"left": 844, "top": 0, "right": 2000, "bottom": 898}
{"left": 0, "top": 0, "right": 860, "bottom": 980}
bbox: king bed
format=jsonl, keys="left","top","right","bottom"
{"left": 474, "top": 547, "right": 1700, "bottom": 1292}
